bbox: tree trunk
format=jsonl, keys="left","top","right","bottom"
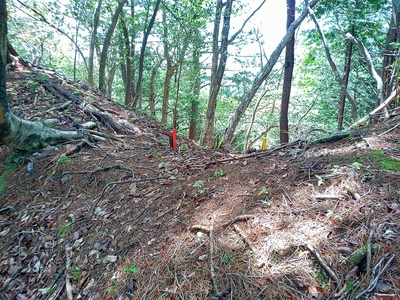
{"left": 279, "top": 0, "right": 295, "bottom": 144}
{"left": 189, "top": 47, "right": 201, "bottom": 140}
{"left": 199, "top": 0, "right": 232, "bottom": 148}
{"left": 120, "top": 13, "right": 135, "bottom": 106}
{"left": 381, "top": 16, "right": 397, "bottom": 101}
{"left": 149, "top": 58, "right": 163, "bottom": 115}
{"left": 222, "top": 0, "right": 319, "bottom": 148}
{"left": 161, "top": 62, "right": 178, "bottom": 124}
{"left": 132, "top": 0, "right": 161, "bottom": 108}
{"left": 309, "top": 7, "right": 358, "bottom": 121}
{"left": 338, "top": 26, "right": 354, "bottom": 131}
{"left": 0, "top": 2, "right": 85, "bottom": 150}
{"left": 98, "top": 0, "right": 128, "bottom": 93}
{"left": 88, "top": 0, "right": 102, "bottom": 87}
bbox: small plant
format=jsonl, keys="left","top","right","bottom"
{"left": 258, "top": 186, "right": 268, "bottom": 196}
{"left": 57, "top": 224, "right": 73, "bottom": 238}
{"left": 180, "top": 143, "right": 187, "bottom": 150}
{"left": 109, "top": 280, "right": 119, "bottom": 295}
{"left": 70, "top": 268, "right": 82, "bottom": 281}
{"left": 194, "top": 180, "right": 206, "bottom": 194}
{"left": 123, "top": 264, "right": 138, "bottom": 274}
{"left": 326, "top": 210, "right": 342, "bottom": 221}
{"left": 315, "top": 174, "right": 324, "bottom": 186}
{"left": 352, "top": 162, "right": 363, "bottom": 170}
{"left": 59, "top": 155, "right": 69, "bottom": 164}
{"left": 210, "top": 169, "right": 224, "bottom": 180}
{"left": 220, "top": 250, "right": 235, "bottom": 264}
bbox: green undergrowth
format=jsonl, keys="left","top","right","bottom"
{"left": 342, "top": 150, "right": 400, "bottom": 172}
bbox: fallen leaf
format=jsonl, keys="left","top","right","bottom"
{"left": 345, "top": 266, "right": 359, "bottom": 280}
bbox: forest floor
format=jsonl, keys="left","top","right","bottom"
{"left": 0, "top": 68, "right": 400, "bottom": 300}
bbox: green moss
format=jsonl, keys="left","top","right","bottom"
{"left": 57, "top": 224, "right": 73, "bottom": 238}
{"left": 380, "top": 159, "right": 400, "bottom": 171}
{"left": 348, "top": 243, "right": 381, "bottom": 269}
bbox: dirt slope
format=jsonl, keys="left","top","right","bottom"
{"left": 1, "top": 69, "right": 400, "bottom": 300}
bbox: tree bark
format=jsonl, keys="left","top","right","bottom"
{"left": 120, "top": 13, "right": 135, "bottom": 106}
{"left": 308, "top": 7, "right": 358, "bottom": 121}
{"left": 279, "top": 0, "right": 295, "bottom": 144}
{"left": 189, "top": 45, "right": 201, "bottom": 140}
{"left": 98, "top": 0, "right": 128, "bottom": 93}
{"left": 0, "top": 2, "right": 85, "bottom": 150}
{"left": 149, "top": 58, "right": 163, "bottom": 115}
{"left": 222, "top": 0, "right": 319, "bottom": 148}
{"left": 132, "top": 0, "right": 161, "bottom": 108}
{"left": 338, "top": 26, "right": 354, "bottom": 131}
{"left": 381, "top": 16, "right": 397, "bottom": 101}
{"left": 199, "top": 0, "right": 232, "bottom": 148}
{"left": 88, "top": 0, "right": 102, "bottom": 87}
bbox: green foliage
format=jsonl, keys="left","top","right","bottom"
{"left": 57, "top": 224, "right": 73, "bottom": 238}
{"left": 123, "top": 264, "right": 138, "bottom": 274}
{"left": 70, "top": 268, "right": 82, "bottom": 281}
{"left": 59, "top": 155, "right": 69, "bottom": 164}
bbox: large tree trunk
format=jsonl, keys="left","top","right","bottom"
{"left": 88, "top": 0, "right": 102, "bottom": 87}
{"left": 98, "top": 0, "right": 127, "bottom": 93}
{"left": 0, "top": 2, "right": 94, "bottom": 151}
{"left": 338, "top": 26, "right": 354, "bottom": 131}
{"left": 132, "top": 0, "right": 161, "bottom": 108}
{"left": 222, "top": 0, "right": 319, "bottom": 148}
{"left": 279, "top": 0, "right": 295, "bottom": 144}
{"left": 199, "top": 0, "right": 232, "bottom": 148}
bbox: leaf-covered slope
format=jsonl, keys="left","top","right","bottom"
{"left": 1, "top": 69, "right": 400, "bottom": 299}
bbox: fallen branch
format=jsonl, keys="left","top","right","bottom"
{"left": 306, "top": 244, "right": 339, "bottom": 282}
{"left": 350, "top": 87, "right": 400, "bottom": 129}
{"left": 46, "top": 100, "right": 72, "bottom": 113}
{"left": 379, "top": 122, "right": 400, "bottom": 136}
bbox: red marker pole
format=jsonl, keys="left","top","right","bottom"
{"left": 169, "top": 129, "right": 177, "bottom": 150}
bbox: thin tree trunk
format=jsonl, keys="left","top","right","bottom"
{"left": 279, "top": 0, "right": 295, "bottom": 144}
{"left": 308, "top": 7, "right": 358, "bottom": 121}
{"left": 243, "top": 88, "right": 268, "bottom": 151}
{"left": 222, "top": 0, "right": 319, "bottom": 148}
{"left": 120, "top": 13, "right": 134, "bottom": 106}
{"left": 381, "top": 16, "right": 397, "bottom": 101}
{"left": 98, "top": 0, "right": 128, "bottom": 93}
{"left": 88, "top": 0, "right": 102, "bottom": 87}
{"left": 199, "top": 0, "right": 232, "bottom": 147}
{"left": 338, "top": 26, "right": 354, "bottom": 131}
{"left": 149, "top": 58, "right": 163, "bottom": 115}
{"left": 133, "top": 0, "right": 161, "bottom": 107}
{"left": 189, "top": 46, "right": 201, "bottom": 140}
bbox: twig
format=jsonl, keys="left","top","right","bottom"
{"left": 209, "top": 218, "right": 219, "bottom": 294}
{"left": 220, "top": 215, "right": 254, "bottom": 228}
{"left": 356, "top": 254, "right": 395, "bottom": 299}
{"left": 154, "top": 207, "right": 175, "bottom": 221}
{"left": 306, "top": 244, "right": 339, "bottom": 282}
{"left": 379, "top": 122, "right": 400, "bottom": 136}
{"left": 315, "top": 194, "right": 341, "bottom": 200}
{"left": 366, "top": 225, "right": 375, "bottom": 273}
{"left": 279, "top": 281, "right": 314, "bottom": 300}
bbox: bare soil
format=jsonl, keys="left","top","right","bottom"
{"left": 1, "top": 69, "right": 400, "bottom": 300}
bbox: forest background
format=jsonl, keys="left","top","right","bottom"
{"left": 6, "top": 0, "right": 399, "bottom": 151}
